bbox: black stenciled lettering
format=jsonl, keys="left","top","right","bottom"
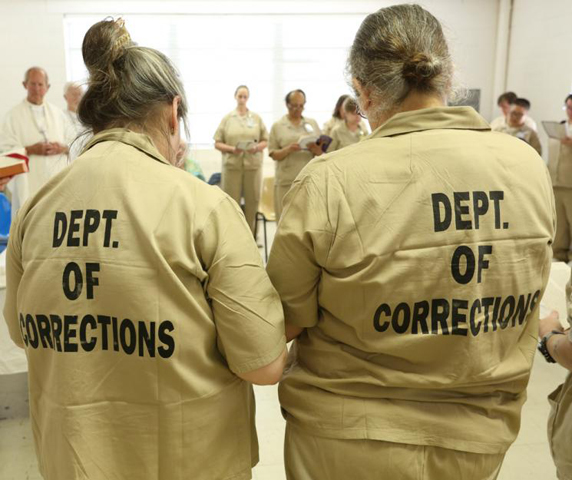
{"left": 432, "top": 193, "right": 452, "bottom": 232}
{"left": 97, "top": 315, "right": 111, "bottom": 350}
{"left": 120, "top": 318, "right": 137, "bottom": 355}
{"left": 481, "top": 297, "right": 494, "bottom": 333}
{"left": 451, "top": 246, "right": 475, "bottom": 284}
{"left": 36, "top": 314, "right": 53, "bottom": 349}
{"left": 67, "top": 210, "right": 84, "bottom": 247}
{"left": 491, "top": 297, "right": 501, "bottom": 331}
{"left": 392, "top": 303, "right": 411, "bottom": 334}
{"left": 412, "top": 301, "right": 430, "bottom": 334}
{"left": 451, "top": 299, "right": 468, "bottom": 336}
{"left": 53, "top": 212, "right": 67, "bottom": 248}
{"left": 19, "top": 314, "right": 28, "bottom": 346}
{"left": 85, "top": 263, "right": 100, "bottom": 299}
{"left": 431, "top": 298, "right": 450, "bottom": 335}
{"left": 530, "top": 290, "right": 541, "bottom": 314}
{"left": 50, "top": 315, "right": 63, "bottom": 351}
{"left": 111, "top": 317, "right": 120, "bottom": 351}
{"left": 158, "top": 321, "right": 175, "bottom": 359}
{"left": 470, "top": 299, "right": 482, "bottom": 336}
{"left": 512, "top": 293, "right": 532, "bottom": 327}
{"left": 499, "top": 296, "right": 516, "bottom": 329}
{"left": 139, "top": 321, "right": 156, "bottom": 357}
{"left": 472, "top": 192, "right": 489, "bottom": 230}
{"left": 454, "top": 192, "right": 472, "bottom": 230}
{"left": 489, "top": 191, "right": 504, "bottom": 229}
{"left": 102, "top": 210, "right": 118, "bottom": 248}
{"left": 80, "top": 315, "right": 97, "bottom": 352}
{"left": 477, "top": 245, "right": 493, "bottom": 283}
{"left": 63, "top": 315, "right": 79, "bottom": 352}
{"left": 63, "top": 262, "right": 83, "bottom": 300}
{"left": 83, "top": 210, "right": 101, "bottom": 246}
{"left": 374, "top": 304, "right": 391, "bottom": 332}
{"left": 25, "top": 314, "right": 39, "bottom": 348}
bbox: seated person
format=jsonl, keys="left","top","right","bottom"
{"left": 494, "top": 98, "right": 541, "bottom": 155}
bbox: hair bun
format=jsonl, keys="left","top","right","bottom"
{"left": 402, "top": 53, "right": 442, "bottom": 87}
{"left": 82, "top": 18, "right": 133, "bottom": 74}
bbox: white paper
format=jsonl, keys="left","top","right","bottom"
{"left": 540, "top": 261, "right": 570, "bottom": 328}
{"left": 298, "top": 135, "right": 319, "bottom": 150}
{"left": 236, "top": 140, "right": 257, "bottom": 150}
{"left": 542, "top": 121, "right": 567, "bottom": 140}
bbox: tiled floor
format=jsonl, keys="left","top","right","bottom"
{"left": 0, "top": 221, "right": 569, "bottom": 479}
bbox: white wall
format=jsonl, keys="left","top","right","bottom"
{"left": 507, "top": 0, "right": 572, "bottom": 159}
{"left": 0, "top": 0, "right": 501, "bottom": 179}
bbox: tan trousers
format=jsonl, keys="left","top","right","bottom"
{"left": 222, "top": 166, "right": 262, "bottom": 234}
{"left": 274, "top": 183, "right": 291, "bottom": 221}
{"left": 548, "top": 373, "right": 572, "bottom": 480}
{"left": 553, "top": 187, "right": 572, "bottom": 262}
{"left": 284, "top": 422, "right": 505, "bottom": 480}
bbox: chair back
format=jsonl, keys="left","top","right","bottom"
{"left": 259, "top": 176, "right": 276, "bottom": 221}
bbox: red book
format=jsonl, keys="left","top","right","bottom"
{"left": 0, "top": 153, "right": 29, "bottom": 179}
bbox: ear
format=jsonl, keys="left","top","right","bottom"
{"left": 22, "top": 82, "right": 27, "bottom": 90}
{"left": 353, "top": 78, "right": 372, "bottom": 111}
{"left": 170, "top": 96, "right": 180, "bottom": 135}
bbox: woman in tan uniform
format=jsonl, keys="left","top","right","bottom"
{"left": 327, "top": 97, "right": 367, "bottom": 152}
{"left": 268, "top": 89, "right": 322, "bottom": 219}
{"left": 268, "top": 5, "right": 554, "bottom": 480}
{"left": 322, "top": 94, "right": 349, "bottom": 136}
{"left": 3, "top": 19, "right": 286, "bottom": 480}
{"left": 214, "top": 85, "right": 268, "bottom": 234}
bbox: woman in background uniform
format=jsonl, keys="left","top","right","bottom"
{"left": 322, "top": 94, "right": 349, "bottom": 136}
{"left": 328, "top": 97, "right": 367, "bottom": 152}
{"left": 268, "top": 89, "right": 322, "bottom": 219}
{"left": 4, "top": 19, "right": 286, "bottom": 480}
{"left": 214, "top": 85, "right": 268, "bottom": 234}
{"left": 267, "top": 4, "right": 554, "bottom": 479}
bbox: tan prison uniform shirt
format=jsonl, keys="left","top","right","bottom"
{"left": 322, "top": 116, "right": 343, "bottom": 136}
{"left": 214, "top": 110, "right": 268, "bottom": 170}
{"left": 491, "top": 115, "right": 538, "bottom": 132}
{"left": 548, "top": 277, "right": 572, "bottom": 480}
{"left": 548, "top": 121, "right": 572, "bottom": 189}
{"left": 268, "top": 115, "right": 320, "bottom": 187}
{"left": 3, "top": 128, "right": 286, "bottom": 480}
{"left": 268, "top": 106, "right": 555, "bottom": 455}
{"left": 495, "top": 123, "right": 542, "bottom": 155}
{"left": 328, "top": 121, "right": 368, "bottom": 152}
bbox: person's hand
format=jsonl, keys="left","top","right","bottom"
{"left": 0, "top": 176, "right": 11, "bottom": 192}
{"left": 539, "top": 310, "right": 564, "bottom": 338}
{"left": 561, "top": 137, "right": 572, "bottom": 146}
{"left": 307, "top": 141, "right": 324, "bottom": 156}
{"left": 26, "top": 142, "right": 50, "bottom": 156}
{"left": 247, "top": 146, "right": 259, "bottom": 154}
{"left": 45, "top": 142, "right": 68, "bottom": 155}
{"left": 233, "top": 147, "right": 244, "bottom": 155}
{"left": 288, "top": 143, "right": 301, "bottom": 153}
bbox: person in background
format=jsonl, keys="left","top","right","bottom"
{"left": 3, "top": 18, "right": 286, "bottom": 480}
{"left": 548, "top": 94, "right": 572, "bottom": 262}
{"left": 268, "top": 89, "right": 322, "bottom": 219}
{"left": 327, "top": 97, "right": 368, "bottom": 152}
{"left": 267, "top": 4, "right": 554, "bottom": 479}
{"left": 491, "top": 91, "right": 537, "bottom": 131}
{"left": 176, "top": 140, "right": 206, "bottom": 181}
{"left": 0, "top": 177, "right": 10, "bottom": 192}
{"left": 538, "top": 284, "right": 572, "bottom": 480}
{"left": 0, "top": 67, "right": 71, "bottom": 217}
{"left": 322, "top": 94, "right": 349, "bottom": 136}
{"left": 63, "top": 81, "right": 84, "bottom": 135}
{"left": 494, "top": 98, "right": 541, "bottom": 155}
{"left": 214, "top": 85, "right": 268, "bottom": 234}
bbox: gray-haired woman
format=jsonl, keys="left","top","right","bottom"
{"left": 3, "top": 18, "right": 286, "bottom": 480}
{"left": 267, "top": 4, "right": 554, "bottom": 479}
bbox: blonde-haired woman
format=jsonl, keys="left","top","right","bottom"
{"left": 268, "top": 4, "right": 554, "bottom": 479}
{"left": 327, "top": 97, "right": 367, "bottom": 152}
{"left": 4, "top": 18, "right": 286, "bottom": 480}
{"left": 214, "top": 85, "right": 268, "bottom": 234}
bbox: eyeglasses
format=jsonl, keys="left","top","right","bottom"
{"left": 288, "top": 103, "right": 305, "bottom": 110}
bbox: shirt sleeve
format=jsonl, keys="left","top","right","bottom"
{"left": 197, "top": 196, "right": 286, "bottom": 374}
{"left": 530, "top": 130, "right": 542, "bottom": 156}
{"left": 328, "top": 129, "right": 340, "bottom": 152}
{"left": 267, "top": 171, "right": 333, "bottom": 328}
{"left": 213, "top": 116, "right": 227, "bottom": 143}
{"left": 0, "top": 112, "right": 24, "bottom": 153}
{"left": 259, "top": 116, "right": 269, "bottom": 143}
{"left": 268, "top": 123, "right": 280, "bottom": 156}
{"left": 3, "top": 211, "right": 25, "bottom": 348}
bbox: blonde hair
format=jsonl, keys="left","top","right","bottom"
{"left": 78, "top": 18, "right": 188, "bottom": 139}
{"left": 348, "top": 4, "right": 454, "bottom": 120}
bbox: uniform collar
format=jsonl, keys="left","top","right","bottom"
{"left": 231, "top": 108, "right": 250, "bottom": 117}
{"left": 81, "top": 128, "right": 170, "bottom": 165}
{"left": 281, "top": 114, "right": 308, "bottom": 128}
{"left": 369, "top": 106, "right": 490, "bottom": 139}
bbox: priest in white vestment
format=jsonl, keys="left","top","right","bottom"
{"left": 0, "top": 67, "right": 72, "bottom": 216}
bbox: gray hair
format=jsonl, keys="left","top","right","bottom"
{"left": 63, "top": 81, "right": 83, "bottom": 95}
{"left": 23, "top": 67, "right": 49, "bottom": 85}
{"left": 348, "top": 4, "right": 454, "bottom": 120}
{"left": 78, "top": 18, "right": 188, "bottom": 139}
